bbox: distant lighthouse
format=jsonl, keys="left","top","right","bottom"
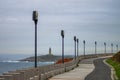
{"left": 49, "top": 47, "right": 52, "bottom": 55}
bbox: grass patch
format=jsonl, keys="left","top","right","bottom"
{"left": 106, "top": 58, "right": 120, "bottom": 80}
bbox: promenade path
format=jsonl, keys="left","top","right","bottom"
{"left": 85, "top": 58, "right": 112, "bottom": 80}
{"left": 49, "top": 57, "right": 112, "bottom": 80}
{"left": 49, "top": 58, "right": 96, "bottom": 80}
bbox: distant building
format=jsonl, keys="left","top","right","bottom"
{"left": 49, "top": 47, "right": 52, "bottom": 55}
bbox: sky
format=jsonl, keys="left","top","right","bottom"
{"left": 0, "top": 0, "right": 120, "bottom": 59}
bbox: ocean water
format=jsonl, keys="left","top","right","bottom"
{"left": 0, "top": 61, "right": 54, "bottom": 75}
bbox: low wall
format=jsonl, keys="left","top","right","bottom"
{"left": 0, "top": 54, "right": 113, "bottom": 80}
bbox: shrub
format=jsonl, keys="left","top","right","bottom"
{"left": 56, "top": 58, "right": 73, "bottom": 64}
{"left": 111, "top": 51, "right": 120, "bottom": 63}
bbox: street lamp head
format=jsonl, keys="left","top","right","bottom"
{"left": 104, "top": 42, "right": 106, "bottom": 45}
{"left": 111, "top": 43, "right": 113, "bottom": 46}
{"left": 74, "top": 36, "right": 76, "bottom": 41}
{"left": 95, "top": 41, "right": 97, "bottom": 45}
{"left": 61, "top": 30, "right": 64, "bottom": 38}
{"left": 116, "top": 45, "right": 118, "bottom": 47}
{"left": 33, "top": 11, "right": 38, "bottom": 22}
{"left": 77, "top": 39, "right": 79, "bottom": 43}
{"left": 83, "top": 40, "right": 85, "bottom": 44}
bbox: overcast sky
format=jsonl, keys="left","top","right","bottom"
{"left": 0, "top": 0, "right": 120, "bottom": 57}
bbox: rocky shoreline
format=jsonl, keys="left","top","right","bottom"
{"left": 20, "top": 54, "right": 73, "bottom": 62}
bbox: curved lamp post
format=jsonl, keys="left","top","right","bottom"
{"left": 32, "top": 11, "right": 38, "bottom": 68}
{"left": 61, "top": 30, "right": 64, "bottom": 63}
{"left": 74, "top": 36, "right": 77, "bottom": 60}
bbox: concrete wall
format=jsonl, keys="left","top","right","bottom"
{"left": 0, "top": 54, "right": 113, "bottom": 80}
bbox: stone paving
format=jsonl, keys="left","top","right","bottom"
{"left": 49, "top": 58, "right": 96, "bottom": 80}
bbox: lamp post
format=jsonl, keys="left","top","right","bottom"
{"left": 111, "top": 43, "right": 113, "bottom": 54}
{"left": 104, "top": 42, "right": 106, "bottom": 54}
{"left": 76, "top": 38, "right": 79, "bottom": 57}
{"left": 83, "top": 40, "right": 85, "bottom": 57}
{"left": 95, "top": 41, "right": 97, "bottom": 55}
{"left": 74, "top": 36, "right": 77, "bottom": 60}
{"left": 116, "top": 45, "right": 118, "bottom": 52}
{"left": 61, "top": 30, "right": 64, "bottom": 63}
{"left": 32, "top": 11, "right": 38, "bottom": 68}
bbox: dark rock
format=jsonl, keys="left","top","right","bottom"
{"left": 20, "top": 54, "right": 73, "bottom": 62}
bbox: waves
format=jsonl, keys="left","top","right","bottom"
{"left": 0, "top": 60, "right": 21, "bottom": 63}
{"left": 0, "top": 61, "right": 54, "bottom": 74}
{"left": 0, "top": 60, "right": 54, "bottom": 63}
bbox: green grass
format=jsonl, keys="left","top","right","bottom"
{"left": 106, "top": 59, "right": 120, "bottom": 80}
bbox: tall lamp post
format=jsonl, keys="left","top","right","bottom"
{"left": 76, "top": 38, "right": 79, "bottom": 57}
{"left": 74, "top": 36, "right": 77, "bottom": 60}
{"left": 61, "top": 30, "right": 64, "bottom": 63}
{"left": 104, "top": 42, "right": 106, "bottom": 54}
{"left": 111, "top": 43, "right": 113, "bottom": 54}
{"left": 83, "top": 40, "right": 85, "bottom": 57}
{"left": 32, "top": 11, "right": 38, "bottom": 68}
{"left": 116, "top": 45, "right": 118, "bottom": 52}
{"left": 95, "top": 41, "right": 97, "bottom": 56}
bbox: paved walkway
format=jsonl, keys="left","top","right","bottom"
{"left": 49, "top": 58, "right": 96, "bottom": 80}
{"left": 85, "top": 58, "right": 112, "bottom": 80}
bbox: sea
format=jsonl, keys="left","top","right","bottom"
{"left": 0, "top": 60, "right": 54, "bottom": 75}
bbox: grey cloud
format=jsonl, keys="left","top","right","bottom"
{"left": 0, "top": 0, "right": 120, "bottom": 55}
